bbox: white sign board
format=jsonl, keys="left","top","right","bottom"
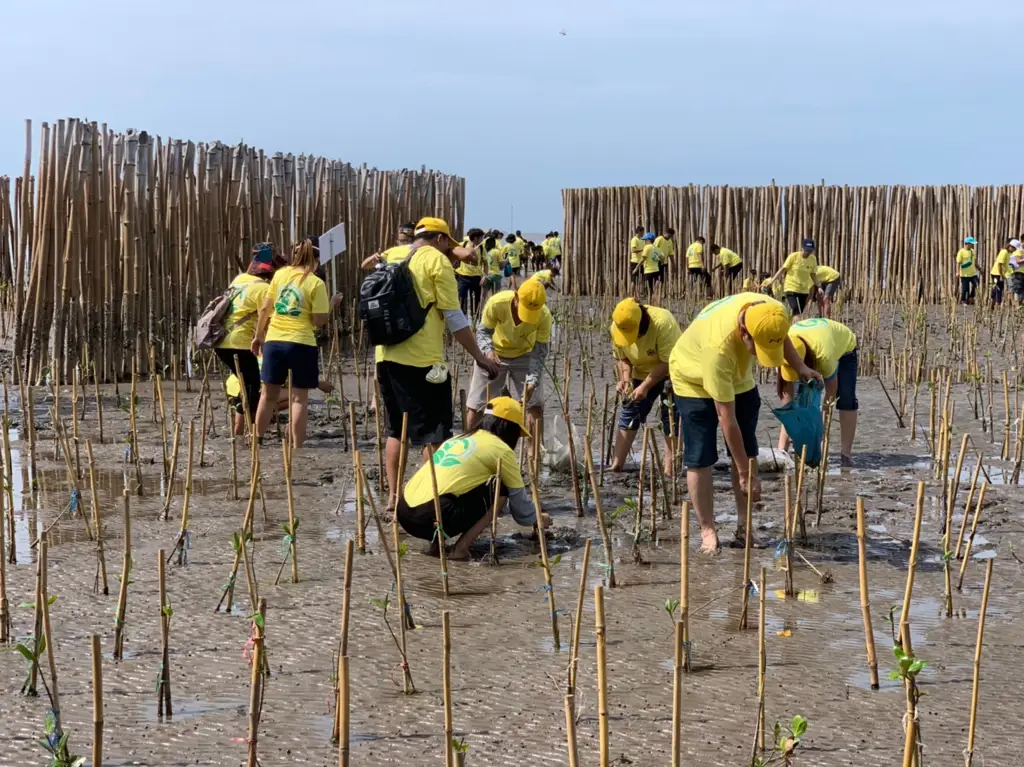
{"left": 319, "top": 222, "right": 346, "bottom": 265}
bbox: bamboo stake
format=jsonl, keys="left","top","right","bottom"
{"left": 568, "top": 538, "right": 591, "bottom": 693}
{"left": 337, "top": 654, "right": 350, "bottom": 767}
{"left": 898, "top": 482, "right": 925, "bottom": 653}
{"left": 442, "top": 610, "right": 454, "bottom": 767}
{"left": 91, "top": 634, "right": 103, "bottom": 767}
{"left": 427, "top": 447, "right": 451, "bottom": 597}
{"left": 112, "top": 485, "right": 131, "bottom": 660}
{"left": 680, "top": 500, "right": 691, "bottom": 672}
{"left": 856, "top": 497, "right": 880, "bottom": 690}
{"left": 957, "top": 483, "right": 989, "bottom": 591}
{"left": 955, "top": 456, "right": 983, "bottom": 560}
{"left": 738, "top": 456, "right": 755, "bottom": 630}
{"left": 595, "top": 584, "right": 609, "bottom": 767}
{"left": 245, "top": 598, "right": 267, "bottom": 767}
{"left": 670, "top": 619, "right": 684, "bottom": 767}
{"left": 756, "top": 566, "right": 767, "bottom": 755}
{"left": 584, "top": 447, "right": 616, "bottom": 587}
{"left": 964, "top": 557, "right": 994, "bottom": 767}
{"left": 156, "top": 551, "right": 172, "bottom": 718}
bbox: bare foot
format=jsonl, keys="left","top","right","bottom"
{"left": 425, "top": 540, "right": 440, "bottom": 558}
{"left": 840, "top": 454, "right": 853, "bottom": 468}
{"left": 698, "top": 528, "right": 720, "bottom": 555}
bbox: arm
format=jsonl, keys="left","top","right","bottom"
{"left": 507, "top": 486, "right": 538, "bottom": 526}
{"left": 251, "top": 296, "right": 273, "bottom": 355}
{"left": 783, "top": 337, "right": 823, "bottom": 384}
{"left": 525, "top": 341, "right": 549, "bottom": 387}
{"left": 476, "top": 323, "right": 495, "bottom": 354}
{"left": 360, "top": 252, "right": 382, "bottom": 269}
{"left": 769, "top": 265, "right": 786, "bottom": 284}
{"left": 451, "top": 246, "right": 478, "bottom": 264}
{"left": 452, "top": 323, "right": 500, "bottom": 375}
{"left": 633, "top": 361, "right": 670, "bottom": 399}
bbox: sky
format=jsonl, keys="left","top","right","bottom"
{"left": 2, "top": 0, "right": 1022, "bottom": 233}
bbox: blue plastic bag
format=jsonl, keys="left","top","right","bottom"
{"left": 771, "top": 381, "right": 824, "bottom": 467}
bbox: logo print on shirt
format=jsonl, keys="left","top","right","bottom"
{"left": 274, "top": 284, "right": 303, "bottom": 317}
{"left": 432, "top": 436, "right": 477, "bottom": 468}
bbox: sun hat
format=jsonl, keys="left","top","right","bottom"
{"left": 415, "top": 217, "right": 458, "bottom": 242}
{"left": 964, "top": 236, "right": 977, "bottom": 245}
{"left": 516, "top": 279, "right": 547, "bottom": 324}
{"left": 642, "top": 232, "right": 656, "bottom": 241}
{"left": 611, "top": 298, "right": 642, "bottom": 347}
{"left": 1011, "top": 239, "right": 1022, "bottom": 250}
{"left": 486, "top": 396, "right": 531, "bottom": 437}
{"left": 743, "top": 301, "right": 791, "bottom": 368}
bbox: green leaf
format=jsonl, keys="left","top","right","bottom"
{"left": 889, "top": 670, "right": 903, "bottom": 680}
{"left": 281, "top": 523, "right": 290, "bottom": 534}
{"left": 791, "top": 715, "right": 808, "bottom": 739}
{"left": 773, "top": 721, "right": 782, "bottom": 746}
{"left": 15, "top": 643, "right": 34, "bottom": 661}
{"left": 231, "top": 532, "right": 241, "bottom": 552}
{"left": 162, "top": 605, "right": 174, "bottom": 618}
{"left": 44, "top": 709, "right": 56, "bottom": 735}
{"left": 550, "top": 554, "right": 563, "bottom": 567}
{"left": 398, "top": 541, "right": 408, "bottom": 559}
{"left": 38, "top": 634, "right": 46, "bottom": 655}
{"left": 18, "top": 601, "right": 35, "bottom": 609}
{"left": 293, "top": 519, "right": 300, "bottom": 532}
{"left": 70, "top": 758, "right": 87, "bottom": 767}
{"left": 908, "top": 659, "right": 926, "bottom": 675}
{"left": 47, "top": 594, "right": 58, "bottom": 605}
{"left": 251, "top": 614, "right": 265, "bottom": 629}
{"left": 892, "top": 645, "right": 907, "bottom": 662}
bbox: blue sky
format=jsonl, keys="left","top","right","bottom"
{"left": 1, "top": 0, "right": 1020, "bottom": 232}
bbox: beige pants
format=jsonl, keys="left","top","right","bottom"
{"left": 466, "top": 354, "right": 545, "bottom": 411}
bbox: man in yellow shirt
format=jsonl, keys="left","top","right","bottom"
{"left": 608, "top": 298, "right": 682, "bottom": 476}
{"left": 466, "top": 279, "right": 551, "bottom": 452}
{"left": 502, "top": 234, "right": 523, "bottom": 287}
{"left": 778, "top": 318, "right": 858, "bottom": 466}
{"left": 362, "top": 222, "right": 415, "bottom": 269}
{"left": 686, "top": 236, "right": 710, "bottom": 293}
{"left": 957, "top": 236, "right": 979, "bottom": 304}
{"left": 989, "top": 238, "right": 1017, "bottom": 306}
{"left": 710, "top": 244, "right": 743, "bottom": 293}
{"left": 768, "top": 237, "right": 820, "bottom": 319}
{"left": 654, "top": 228, "right": 676, "bottom": 285}
{"left": 669, "top": 292, "right": 821, "bottom": 553}
{"left": 814, "top": 264, "right": 841, "bottom": 317}
{"left": 639, "top": 233, "right": 662, "bottom": 295}
{"left": 456, "top": 228, "right": 486, "bottom": 315}
{"left": 377, "top": 217, "right": 501, "bottom": 510}
{"left": 548, "top": 231, "right": 562, "bottom": 268}
{"left": 529, "top": 263, "right": 561, "bottom": 292}
{"left": 629, "top": 225, "right": 646, "bottom": 285}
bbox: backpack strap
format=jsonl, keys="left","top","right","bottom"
{"left": 402, "top": 245, "right": 421, "bottom": 264}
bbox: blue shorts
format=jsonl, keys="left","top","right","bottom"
{"left": 261, "top": 341, "right": 319, "bottom": 389}
{"left": 675, "top": 387, "right": 760, "bottom": 469}
{"left": 833, "top": 349, "right": 858, "bottom": 411}
{"left": 618, "top": 378, "right": 679, "bottom": 436}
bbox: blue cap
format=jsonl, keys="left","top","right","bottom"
{"left": 964, "top": 236, "right": 977, "bottom": 245}
{"left": 802, "top": 237, "right": 816, "bottom": 251}
{"left": 642, "top": 232, "right": 656, "bottom": 241}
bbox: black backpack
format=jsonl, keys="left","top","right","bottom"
{"left": 358, "top": 246, "right": 433, "bottom": 346}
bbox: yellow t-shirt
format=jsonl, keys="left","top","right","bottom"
{"left": 219, "top": 273, "right": 270, "bottom": 350}
{"left": 531, "top": 269, "right": 555, "bottom": 287}
{"left": 611, "top": 305, "right": 681, "bottom": 379}
{"left": 404, "top": 430, "right": 525, "bottom": 507}
{"left": 790, "top": 318, "right": 857, "bottom": 379}
{"left": 487, "top": 248, "right": 504, "bottom": 275}
{"left": 549, "top": 237, "right": 562, "bottom": 257}
{"left": 456, "top": 240, "right": 484, "bottom": 278}
{"left": 669, "top": 292, "right": 786, "bottom": 401}
{"left": 502, "top": 243, "right": 522, "bottom": 268}
{"left": 265, "top": 266, "right": 329, "bottom": 346}
{"left": 654, "top": 236, "right": 675, "bottom": 262}
{"left": 630, "top": 236, "right": 644, "bottom": 265}
{"left": 381, "top": 245, "right": 461, "bottom": 368}
{"left": 719, "top": 248, "right": 741, "bottom": 268}
{"left": 761, "top": 277, "right": 784, "bottom": 299}
{"left": 482, "top": 290, "right": 553, "bottom": 359}
{"left": 686, "top": 241, "right": 704, "bottom": 269}
{"left": 374, "top": 246, "right": 415, "bottom": 363}
{"left": 991, "top": 249, "right": 1011, "bottom": 278}
{"left": 641, "top": 244, "right": 662, "bottom": 275}
{"left": 742, "top": 276, "right": 753, "bottom": 290}
{"left": 956, "top": 248, "right": 977, "bottom": 278}
{"left": 782, "top": 251, "right": 818, "bottom": 294}
{"left": 816, "top": 264, "right": 840, "bottom": 284}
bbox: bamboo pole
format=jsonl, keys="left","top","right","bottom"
{"left": 856, "top": 497, "right": 880, "bottom": 690}
{"left": 91, "top": 634, "right": 103, "bottom": 767}
{"left": 964, "top": 557, "right": 994, "bottom": 767}
{"left": 442, "top": 610, "right": 454, "bottom": 767}
{"left": 898, "top": 482, "right": 925, "bottom": 653}
{"left": 738, "top": 456, "right": 755, "bottom": 630}
{"left": 595, "top": 584, "right": 609, "bottom": 767}
{"left": 156, "top": 550, "right": 172, "bottom": 718}
{"left": 112, "top": 485, "right": 131, "bottom": 660}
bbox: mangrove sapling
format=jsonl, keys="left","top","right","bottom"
{"left": 756, "top": 567, "right": 767, "bottom": 756}
{"left": 86, "top": 440, "right": 109, "bottom": 595}
{"left": 584, "top": 435, "right": 616, "bottom": 586}
{"left": 528, "top": 475, "right": 562, "bottom": 650}
{"left": 156, "top": 552, "right": 172, "bottom": 719}
{"left": 367, "top": 593, "right": 416, "bottom": 691}
{"left": 245, "top": 599, "right": 267, "bottom": 767}
{"left": 738, "top": 457, "right": 755, "bottom": 631}
{"left": 891, "top": 646, "right": 927, "bottom": 767}
{"left": 169, "top": 421, "right": 195, "bottom": 566}
{"left": 752, "top": 715, "right": 808, "bottom": 767}
{"left": 353, "top": 448, "right": 367, "bottom": 553}
{"left": 113, "top": 487, "right": 132, "bottom": 660}
{"left": 897, "top": 482, "right": 925, "bottom": 652}
{"left": 680, "top": 501, "right": 691, "bottom": 673}
{"left": 568, "top": 538, "right": 591, "bottom": 694}
{"left": 159, "top": 420, "right": 181, "bottom": 520}
{"left": 452, "top": 737, "right": 469, "bottom": 767}
{"left": 957, "top": 482, "right": 989, "bottom": 592}
{"left": 216, "top": 440, "right": 261, "bottom": 613}
{"left": 955, "top": 456, "right": 983, "bottom": 559}
{"left": 964, "top": 557, "right": 994, "bottom": 767}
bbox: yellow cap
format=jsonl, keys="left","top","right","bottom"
{"left": 516, "top": 279, "right": 547, "bottom": 324}
{"left": 485, "top": 396, "right": 531, "bottom": 438}
{"left": 780, "top": 335, "right": 807, "bottom": 382}
{"left": 743, "top": 301, "right": 790, "bottom": 367}
{"left": 611, "top": 298, "right": 642, "bottom": 347}
{"left": 414, "top": 217, "right": 457, "bottom": 242}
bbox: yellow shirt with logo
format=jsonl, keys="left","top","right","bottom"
{"left": 719, "top": 247, "right": 741, "bottom": 268}
{"left": 991, "top": 249, "right": 1011, "bottom": 278}
{"left": 531, "top": 269, "right": 555, "bottom": 287}
{"left": 456, "top": 240, "right": 484, "bottom": 278}
{"left": 548, "top": 236, "right": 562, "bottom": 257}
{"left": 404, "top": 430, "right": 525, "bottom": 507}
{"left": 380, "top": 245, "right": 461, "bottom": 368}
{"left": 654, "top": 236, "right": 675, "bottom": 262}
{"left": 481, "top": 290, "right": 553, "bottom": 359}
{"left": 641, "top": 244, "right": 662, "bottom": 275}
{"left": 219, "top": 273, "right": 270, "bottom": 350}
{"left": 956, "top": 248, "right": 977, "bottom": 278}
{"left": 611, "top": 306, "right": 681, "bottom": 379}
{"left": 816, "top": 264, "right": 840, "bottom": 284}
{"left": 374, "top": 246, "right": 415, "bottom": 363}
{"left": 686, "top": 241, "right": 704, "bottom": 269}
{"left": 669, "top": 292, "right": 786, "bottom": 402}
{"left": 502, "top": 242, "right": 522, "bottom": 268}
{"left": 487, "top": 248, "right": 504, "bottom": 275}
{"left": 790, "top": 318, "right": 857, "bottom": 380}
{"left": 630, "top": 236, "right": 644, "bottom": 265}
{"left": 265, "top": 266, "right": 328, "bottom": 346}
{"left": 782, "top": 251, "right": 818, "bottom": 294}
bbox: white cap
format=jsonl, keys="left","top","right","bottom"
{"left": 1011, "top": 239, "right": 1022, "bottom": 250}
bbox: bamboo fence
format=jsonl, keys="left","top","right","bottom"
{"left": 562, "top": 184, "right": 1024, "bottom": 301}
{"left": 0, "top": 118, "right": 465, "bottom": 383}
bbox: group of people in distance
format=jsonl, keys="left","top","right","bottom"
{"left": 211, "top": 216, "right": 858, "bottom": 563}
{"left": 632, "top": 231, "right": 844, "bottom": 319}
{"left": 958, "top": 235, "right": 1024, "bottom": 306}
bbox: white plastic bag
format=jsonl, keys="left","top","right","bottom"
{"left": 542, "top": 413, "right": 584, "bottom": 473}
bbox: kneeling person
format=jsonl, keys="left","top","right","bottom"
{"left": 397, "top": 398, "right": 551, "bottom": 560}
{"left": 777, "top": 318, "right": 858, "bottom": 466}
{"left": 608, "top": 298, "right": 681, "bottom": 476}
{"left": 467, "top": 280, "right": 551, "bottom": 449}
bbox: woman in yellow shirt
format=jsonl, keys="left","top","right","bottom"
{"left": 215, "top": 242, "right": 286, "bottom": 424}
{"left": 957, "top": 237, "right": 979, "bottom": 305}
{"left": 252, "top": 236, "right": 341, "bottom": 447}
{"left": 989, "top": 238, "right": 1017, "bottom": 306}
{"left": 639, "top": 233, "right": 662, "bottom": 295}
{"left": 397, "top": 397, "right": 550, "bottom": 560}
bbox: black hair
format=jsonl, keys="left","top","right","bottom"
{"left": 464, "top": 413, "right": 521, "bottom": 451}
{"left": 666, "top": 228, "right": 675, "bottom": 236}
{"left": 515, "top": 230, "right": 522, "bottom": 236}
{"left": 553, "top": 231, "right": 558, "bottom": 236}
{"left": 484, "top": 236, "right": 497, "bottom": 251}
{"left": 710, "top": 243, "right": 721, "bottom": 253}
{"left": 635, "top": 225, "right": 645, "bottom": 234}
{"left": 399, "top": 221, "right": 415, "bottom": 231}
{"left": 466, "top": 227, "right": 485, "bottom": 239}
{"left": 637, "top": 305, "right": 651, "bottom": 337}
{"left": 696, "top": 236, "right": 706, "bottom": 243}
{"left": 506, "top": 234, "right": 516, "bottom": 243}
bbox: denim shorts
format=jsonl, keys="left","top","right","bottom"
{"left": 832, "top": 349, "right": 858, "bottom": 411}
{"left": 675, "top": 387, "right": 760, "bottom": 469}
{"left": 618, "top": 378, "right": 679, "bottom": 436}
{"left": 784, "top": 292, "right": 810, "bottom": 315}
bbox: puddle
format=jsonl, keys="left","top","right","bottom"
{"left": 146, "top": 698, "right": 246, "bottom": 721}
{"left": 537, "top": 636, "right": 569, "bottom": 653}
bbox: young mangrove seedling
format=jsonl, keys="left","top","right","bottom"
{"left": 368, "top": 593, "right": 416, "bottom": 692}
{"left": 753, "top": 715, "right": 808, "bottom": 767}
{"left": 452, "top": 737, "right": 469, "bottom": 767}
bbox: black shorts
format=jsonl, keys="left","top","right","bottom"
{"left": 215, "top": 347, "right": 261, "bottom": 418}
{"left": 261, "top": 341, "right": 319, "bottom": 389}
{"left": 618, "top": 378, "right": 679, "bottom": 436}
{"left": 378, "top": 361, "right": 453, "bottom": 447}
{"left": 833, "top": 350, "right": 858, "bottom": 411}
{"left": 822, "top": 279, "right": 841, "bottom": 299}
{"left": 675, "top": 387, "right": 760, "bottom": 469}
{"left": 396, "top": 481, "right": 504, "bottom": 541}
{"left": 726, "top": 264, "right": 742, "bottom": 278}
{"left": 784, "top": 292, "right": 810, "bottom": 315}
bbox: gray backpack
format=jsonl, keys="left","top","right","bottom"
{"left": 195, "top": 287, "right": 242, "bottom": 349}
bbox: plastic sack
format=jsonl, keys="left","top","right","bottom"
{"left": 542, "top": 413, "right": 584, "bottom": 473}
{"left": 771, "top": 381, "right": 824, "bottom": 467}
